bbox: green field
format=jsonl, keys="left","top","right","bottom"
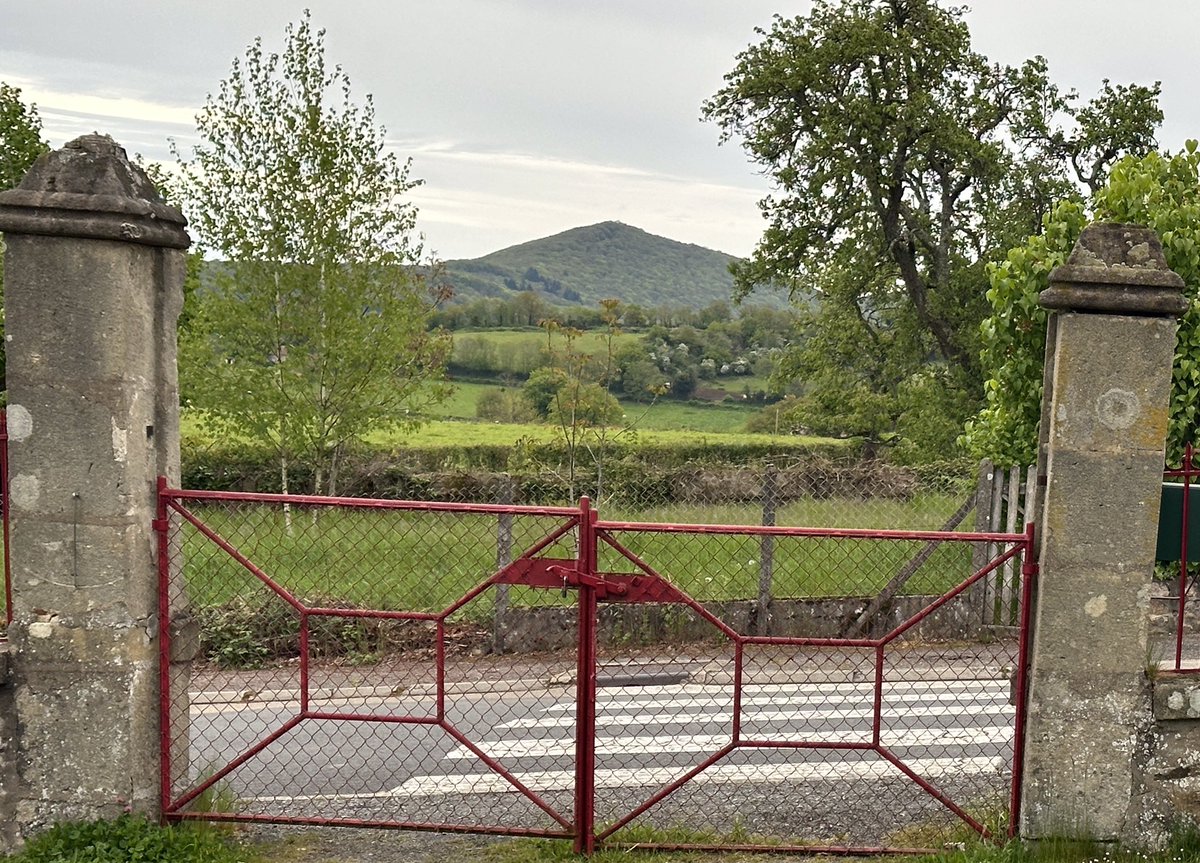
{"left": 180, "top": 411, "right": 840, "bottom": 452}
{"left": 449, "top": 328, "right": 777, "bottom": 400}
{"left": 451, "top": 328, "right": 642, "bottom": 375}
{"left": 176, "top": 492, "right": 974, "bottom": 616}
{"left": 432, "top": 380, "right": 760, "bottom": 433}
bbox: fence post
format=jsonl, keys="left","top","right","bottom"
{"left": 0, "top": 136, "right": 189, "bottom": 836}
{"left": 493, "top": 474, "right": 514, "bottom": 654}
{"left": 982, "top": 465, "right": 1005, "bottom": 623}
{"left": 1002, "top": 465, "right": 1021, "bottom": 624}
{"left": 1020, "top": 223, "right": 1185, "bottom": 842}
{"left": 757, "top": 463, "right": 777, "bottom": 636}
{"left": 971, "top": 459, "right": 994, "bottom": 623}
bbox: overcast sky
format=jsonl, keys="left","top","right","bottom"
{"left": 2, "top": 1, "right": 1198, "bottom": 260}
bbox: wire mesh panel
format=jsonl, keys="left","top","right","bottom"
{"left": 160, "top": 489, "right": 582, "bottom": 838}
{"left": 588, "top": 521, "right": 1032, "bottom": 854}
{"left": 158, "top": 480, "right": 1032, "bottom": 854}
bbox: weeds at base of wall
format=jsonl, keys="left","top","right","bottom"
{"left": 177, "top": 766, "right": 240, "bottom": 838}
{"left": 4, "top": 815, "right": 250, "bottom": 863}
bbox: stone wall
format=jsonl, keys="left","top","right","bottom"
{"left": 1138, "top": 675, "right": 1200, "bottom": 838}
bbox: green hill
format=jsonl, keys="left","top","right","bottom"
{"left": 443, "top": 221, "right": 751, "bottom": 308}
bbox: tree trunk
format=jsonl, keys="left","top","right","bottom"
{"left": 280, "top": 453, "right": 293, "bottom": 535}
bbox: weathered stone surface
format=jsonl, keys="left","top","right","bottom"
{"left": 1023, "top": 224, "right": 1182, "bottom": 844}
{"left": 1040, "top": 223, "right": 1187, "bottom": 316}
{"left": 1022, "top": 675, "right": 1152, "bottom": 838}
{"left": 7, "top": 521, "right": 157, "bottom": 621}
{"left": 1153, "top": 675, "right": 1200, "bottom": 721}
{"left": 0, "top": 136, "right": 187, "bottom": 846}
{"left": 0, "top": 648, "right": 18, "bottom": 851}
{"left": 0, "top": 135, "right": 187, "bottom": 249}
{"left": 1140, "top": 719, "right": 1200, "bottom": 830}
{"left": 1044, "top": 314, "right": 1176, "bottom": 454}
{"left": 14, "top": 665, "right": 159, "bottom": 828}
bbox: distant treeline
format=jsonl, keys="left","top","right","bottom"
{"left": 431, "top": 291, "right": 785, "bottom": 333}
{"left": 447, "top": 299, "right": 801, "bottom": 409}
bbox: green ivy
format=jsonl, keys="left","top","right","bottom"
{"left": 966, "top": 144, "right": 1200, "bottom": 466}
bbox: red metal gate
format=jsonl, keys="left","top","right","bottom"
{"left": 158, "top": 482, "right": 1034, "bottom": 854}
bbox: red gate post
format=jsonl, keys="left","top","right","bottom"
{"left": 572, "top": 497, "right": 598, "bottom": 854}
{"left": 1, "top": 410, "right": 10, "bottom": 629}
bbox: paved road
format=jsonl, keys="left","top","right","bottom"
{"left": 182, "top": 674, "right": 1015, "bottom": 834}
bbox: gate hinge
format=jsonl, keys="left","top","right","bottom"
{"left": 151, "top": 518, "right": 170, "bottom": 533}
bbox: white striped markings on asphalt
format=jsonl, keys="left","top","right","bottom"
{"left": 247, "top": 756, "right": 1009, "bottom": 803}
{"left": 547, "top": 678, "right": 1010, "bottom": 707}
{"left": 502, "top": 704, "right": 1014, "bottom": 730}
{"left": 441, "top": 725, "right": 1013, "bottom": 760}
{"left": 391, "top": 755, "right": 1009, "bottom": 797}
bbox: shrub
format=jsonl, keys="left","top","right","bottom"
{"left": 474, "top": 387, "right": 538, "bottom": 423}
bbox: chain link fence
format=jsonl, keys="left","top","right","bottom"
{"left": 161, "top": 482, "right": 1030, "bottom": 851}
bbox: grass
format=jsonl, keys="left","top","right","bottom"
{"left": 181, "top": 412, "right": 841, "bottom": 452}
{"left": 366, "top": 418, "right": 836, "bottom": 450}
{"left": 466, "top": 821, "right": 1200, "bottom": 863}
{"left": 482, "top": 825, "right": 1200, "bottom": 863}
{"left": 451, "top": 329, "right": 643, "bottom": 375}
{"left": 176, "top": 492, "right": 977, "bottom": 616}
{"left": 434, "top": 379, "right": 759, "bottom": 434}
{"left": 12, "top": 818, "right": 1200, "bottom": 863}
{"left": 434, "top": 379, "right": 761, "bottom": 434}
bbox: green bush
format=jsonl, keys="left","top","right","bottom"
{"left": 194, "top": 597, "right": 422, "bottom": 668}
{"left": 8, "top": 815, "right": 248, "bottom": 863}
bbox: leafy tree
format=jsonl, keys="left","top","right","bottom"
{"left": 0, "top": 83, "right": 47, "bottom": 189}
{"left": 967, "top": 144, "right": 1200, "bottom": 467}
{"left": 174, "top": 13, "right": 450, "bottom": 498}
{"left": 451, "top": 335, "right": 501, "bottom": 374}
{"left": 703, "top": 0, "right": 1161, "bottom": 460}
{"left": 475, "top": 387, "right": 538, "bottom": 423}
{"left": 617, "top": 352, "right": 667, "bottom": 401}
{"left": 0, "top": 82, "right": 50, "bottom": 392}
{"left": 522, "top": 366, "right": 569, "bottom": 419}
{"left": 534, "top": 300, "right": 638, "bottom": 502}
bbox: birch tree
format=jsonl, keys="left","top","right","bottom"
{"left": 175, "top": 13, "right": 450, "bottom": 497}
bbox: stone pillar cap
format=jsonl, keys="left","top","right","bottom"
{"left": 0, "top": 134, "right": 189, "bottom": 250}
{"left": 1039, "top": 223, "right": 1187, "bottom": 316}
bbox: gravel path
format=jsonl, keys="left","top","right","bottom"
{"left": 241, "top": 825, "right": 515, "bottom": 863}
{"left": 238, "top": 823, "right": 860, "bottom": 862}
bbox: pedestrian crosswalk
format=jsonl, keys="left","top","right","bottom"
{"left": 399, "top": 677, "right": 1015, "bottom": 797}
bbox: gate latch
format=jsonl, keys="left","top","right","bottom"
{"left": 548, "top": 565, "right": 628, "bottom": 601}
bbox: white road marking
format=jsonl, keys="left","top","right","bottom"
{"left": 504, "top": 703, "right": 1014, "bottom": 730}
{"left": 246, "top": 755, "right": 1009, "bottom": 803}
{"left": 536, "top": 679, "right": 1008, "bottom": 714}
{"left": 444, "top": 725, "right": 1012, "bottom": 760}
{"left": 388, "top": 755, "right": 1008, "bottom": 798}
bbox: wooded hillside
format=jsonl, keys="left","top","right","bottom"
{"left": 442, "top": 220, "right": 768, "bottom": 307}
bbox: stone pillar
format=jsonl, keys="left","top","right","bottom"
{"left": 0, "top": 135, "right": 188, "bottom": 833}
{"left": 1021, "top": 223, "right": 1185, "bottom": 841}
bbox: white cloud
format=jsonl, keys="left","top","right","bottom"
{"left": 407, "top": 145, "right": 763, "bottom": 259}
